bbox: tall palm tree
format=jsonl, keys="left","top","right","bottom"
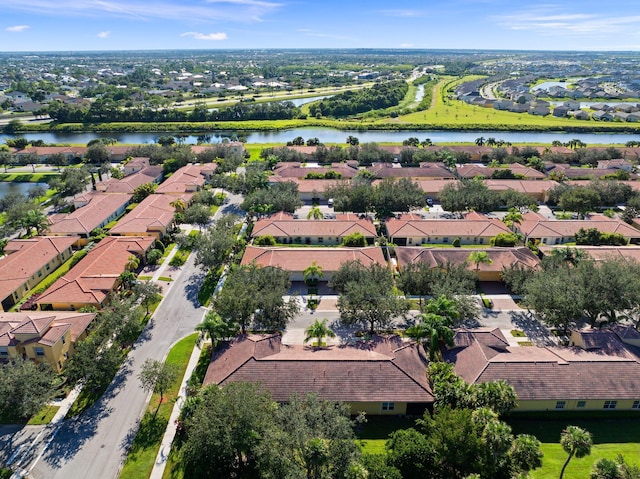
{"left": 21, "top": 209, "right": 49, "bottom": 236}
{"left": 475, "top": 137, "right": 486, "bottom": 146}
{"left": 486, "top": 137, "right": 497, "bottom": 147}
{"left": 304, "top": 318, "right": 336, "bottom": 349}
{"left": 303, "top": 261, "right": 324, "bottom": 285}
{"left": 468, "top": 251, "right": 493, "bottom": 272}
{"left": 406, "top": 313, "right": 454, "bottom": 361}
{"left": 307, "top": 206, "right": 323, "bottom": 220}
{"left": 425, "top": 295, "right": 460, "bottom": 324}
{"left": 170, "top": 198, "right": 187, "bottom": 213}
{"left": 196, "top": 311, "right": 238, "bottom": 348}
{"left": 126, "top": 254, "right": 140, "bottom": 272}
{"left": 503, "top": 207, "right": 524, "bottom": 231}
{"left": 559, "top": 426, "right": 592, "bottom": 479}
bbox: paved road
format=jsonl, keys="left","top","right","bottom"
{"left": 27, "top": 252, "right": 206, "bottom": 479}
{"left": 23, "top": 192, "right": 244, "bottom": 479}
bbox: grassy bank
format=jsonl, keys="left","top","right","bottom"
{"left": 119, "top": 333, "right": 198, "bottom": 479}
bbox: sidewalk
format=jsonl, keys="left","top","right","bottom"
{"left": 148, "top": 338, "right": 205, "bottom": 478}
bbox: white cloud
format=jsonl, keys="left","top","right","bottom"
{"left": 399, "top": 43, "right": 415, "bottom": 48}
{"left": 6, "top": 25, "right": 30, "bottom": 32}
{"left": 495, "top": 6, "right": 640, "bottom": 36}
{"left": 181, "top": 31, "right": 228, "bottom": 41}
{"left": 97, "top": 30, "right": 111, "bottom": 38}
{"left": 1, "top": 0, "right": 281, "bottom": 23}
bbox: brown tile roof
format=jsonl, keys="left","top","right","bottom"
{"left": 97, "top": 166, "right": 163, "bottom": 194}
{"left": 550, "top": 166, "right": 639, "bottom": 180}
{"left": 268, "top": 176, "right": 343, "bottom": 194}
{"left": 0, "top": 311, "right": 95, "bottom": 347}
{"left": 273, "top": 162, "right": 359, "bottom": 179}
{"left": 252, "top": 217, "right": 377, "bottom": 239}
{"left": 518, "top": 218, "right": 640, "bottom": 239}
{"left": 0, "top": 236, "right": 78, "bottom": 302}
{"left": 483, "top": 179, "right": 559, "bottom": 195}
{"left": 446, "top": 329, "right": 640, "bottom": 401}
{"left": 36, "top": 236, "right": 153, "bottom": 307}
{"left": 395, "top": 246, "right": 540, "bottom": 273}
{"left": 385, "top": 214, "right": 511, "bottom": 239}
{"left": 241, "top": 246, "right": 386, "bottom": 273}
{"left": 48, "top": 193, "right": 131, "bottom": 235}
{"left": 109, "top": 193, "right": 192, "bottom": 236}
{"left": 367, "top": 163, "right": 455, "bottom": 179}
{"left": 414, "top": 179, "right": 459, "bottom": 195}
{"left": 155, "top": 164, "right": 206, "bottom": 194}
{"left": 539, "top": 245, "right": 640, "bottom": 262}
{"left": 457, "top": 164, "right": 546, "bottom": 180}
{"left": 204, "top": 334, "right": 433, "bottom": 403}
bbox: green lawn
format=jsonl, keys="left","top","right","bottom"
{"left": 119, "top": 333, "right": 198, "bottom": 479}
{"left": 27, "top": 405, "right": 60, "bottom": 425}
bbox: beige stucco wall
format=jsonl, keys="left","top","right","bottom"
{"left": 347, "top": 401, "right": 408, "bottom": 416}
{"left": 517, "top": 399, "right": 640, "bottom": 412}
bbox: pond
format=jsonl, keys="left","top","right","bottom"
{"left": 0, "top": 182, "right": 48, "bottom": 199}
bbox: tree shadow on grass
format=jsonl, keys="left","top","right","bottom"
{"left": 120, "top": 410, "right": 167, "bottom": 462}
{"left": 510, "top": 310, "right": 557, "bottom": 346}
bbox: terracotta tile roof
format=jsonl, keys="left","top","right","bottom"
{"left": 0, "top": 236, "right": 78, "bottom": 302}
{"left": 155, "top": 164, "right": 206, "bottom": 193}
{"left": 446, "top": 329, "right": 640, "bottom": 401}
{"left": 483, "top": 179, "right": 559, "bottom": 195}
{"left": 539, "top": 245, "right": 640, "bottom": 262}
{"left": 97, "top": 166, "right": 163, "bottom": 194}
{"left": 241, "top": 246, "right": 386, "bottom": 273}
{"left": 268, "top": 176, "right": 343, "bottom": 194}
{"left": 273, "top": 162, "right": 359, "bottom": 179}
{"left": 367, "top": 163, "right": 455, "bottom": 179}
{"left": 457, "top": 164, "right": 546, "bottom": 180}
{"left": 36, "top": 236, "right": 153, "bottom": 307}
{"left": 204, "top": 334, "right": 433, "bottom": 403}
{"left": 395, "top": 246, "right": 540, "bottom": 273}
{"left": 386, "top": 215, "right": 511, "bottom": 239}
{"left": 518, "top": 218, "right": 640, "bottom": 239}
{"left": 48, "top": 193, "right": 131, "bottom": 235}
{"left": 567, "top": 180, "right": 640, "bottom": 193}
{"left": 0, "top": 311, "right": 95, "bottom": 347}
{"left": 414, "top": 179, "right": 459, "bottom": 195}
{"left": 110, "top": 193, "right": 191, "bottom": 235}
{"left": 252, "top": 216, "right": 376, "bottom": 239}
{"left": 16, "top": 146, "right": 86, "bottom": 157}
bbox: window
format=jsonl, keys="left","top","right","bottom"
{"left": 577, "top": 401, "right": 586, "bottom": 408}
{"left": 555, "top": 401, "right": 566, "bottom": 410}
{"left": 46, "top": 263, "right": 50, "bottom": 271}
{"left": 38, "top": 270, "right": 42, "bottom": 277}
{"left": 61, "top": 336, "right": 66, "bottom": 345}
{"left": 318, "top": 237, "right": 323, "bottom": 243}
{"left": 382, "top": 402, "right": 395, "bottom": 411}
{"left": 603, "top": 401, "right": 617, "bottom": 410}
{"left": 0, "top": 347, "right": 8, "bottom": 357}
{"left": 443, "top": 237, "right": 449, "bottom": 243}
{"left": 34, "top": 347, "right": 45, "bottom": 357}
{"left": 632, "top": 401, "right": 640, "bottom": 410}
{"left": 479, "top": 238, "right": 484, "bottom": 244}
{"left": 408, "top": 238, "right": 413, "bottom": 244}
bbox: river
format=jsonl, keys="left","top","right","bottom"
{"left": 1, "top": 129, "right": 639, "bottom": 145}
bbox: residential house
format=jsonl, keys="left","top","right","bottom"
{"left": 109, "top": 193, "right": 192, "bottom": 238}
{"left": 415, "top": 179, "right": 460, "bottom": 200}
{"left": 483, "top": 179, "right": 559, "bottom": 203}
{"left": 241, "top": 246, "right": 386, "bottom": 282}
{"left": 552, "top": 105, "right": 570, "bottom": 117}
{"left": 13, "top": 146, "right": 86, "bottom": 163}
{"left": 273, "top": 162, "right": 360, "bottom": 180}
{"left": 0, "top": 311, "right": 95, "bottom": 372}
{"left": 251, "top": 213, "right": 377, "bottom": 245}
{"left": 155, "top": 164, "right": 206, "bottom": 194}
{"left": 593, "top": 111, "right": 614, "bottom": 121}
{"left": 192, "top": 142, "right": 245, "bottom": 157}
{"left": 368, "top": 163, "right": 456, "bottom": 180}
{"left": 395, "top": 246, "right": 540, "bottom": 282}
{"left": 539, "top": 245, "right": 640, "bottom": 263}
{"left": 385, "top": 212, "right": 512, "bottom": 246}
{"left": 517, "top": 213, "right": 640, "bottom": 245}
{"left": 268, "top": 177, "right": 342, "bottom": 203}
{"left": 47, "top": 192, "right": 131, "bottom": 244}
{"left": 106, "top": 146, "right": 134, "bottom": 162}
{"left": 203, "top": 334, "right": 433, "bottom": 416}
{"left": 36, "top": 236, "right": 154, "bottom": 311}
{"left": 123, "top": 157, "right": 151, "bottom": 176}
{"left": 456, "top": 164, "right": 546, "bottom": 180}
{"left": 96, "top": 166, "right": 164, "bottom": 194}
{"left": 447, "top": 328, "right": 640, "bottom": 412}
{"left": 0, "top": 237, "right": 78, "bottom": 312}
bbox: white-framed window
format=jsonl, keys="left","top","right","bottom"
{"left": 34, "top": 347, "right": 45, "bottom": 357}
{"left": 577, "top": 401, "right": 586, "bottom": 408}
{"left": 381, "top": 402, "right": 395, "bottom": 411}
{"left": 603, "top": 400, "right": 617, "bottom": 410}
{"left": 555, "top": 401, "right": 566, "bottom": 410}
{"left": 632, "top": 400, "right": 640, "bottom": 410}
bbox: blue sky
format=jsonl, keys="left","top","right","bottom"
{"left": 1, "top": 0, "right": 640, "bottom": 52}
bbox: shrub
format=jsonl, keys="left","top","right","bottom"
{"left": 342, "top": 232, "right": 366, "bottom": 247}
{"left": 452, "top": 237, "right": 461, "bottom": 247}
{"left": 254, "top": 235, "right": 277, "bottom": 246}
{"left": 146, "top": 249, "right": 163, "bottom": 265}
{"left": 490, "top": 232, "right": 519, "bottom": 247}
{"left": 169, "top": 255, "right": 186, "bottom": 267}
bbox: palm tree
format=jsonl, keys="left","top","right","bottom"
{"left": 303, "top": 261, "right": 324, "bottom": 285}
{"left": 420, "top": 138, "right": 433, "bottom": 147}
{"left": 170, "top": 198, "right": 187, "bottom": 213}
{"left": 21, "top": 209, "right": 49, "bottom": 236}
{"left": 468, "top": 251, "right": 493, "bottom": 272}
{"left": 196, "top": 311, "right": 238, "bottom": 348}
{"left": 559, "top": 426, "right": 592, "bottom": 479}
{"left": 307, "top": 206, "right": 323, "bottom": 220}
{"left": 486, "top": 137, "right": 497, "bottom": 147}
{"left": 503, "top": 207, "right": 524, "bottom": 231}
{"left": 406, "top": 313, "right": 454, "bottom": 361}
{"left": 118, "top": 270, "right": 136, "bottom": 291}
{"left": 126, "top": 254, "right": 140, "bottom": 272}
{"left": 425, "top": 295, "right": 460, "bottom": 324}
{"left": 304, "top": 318, "right": 336, "bottom": 349}
{"left": 475, "top": 137, "right": 486, "bottom": 146}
